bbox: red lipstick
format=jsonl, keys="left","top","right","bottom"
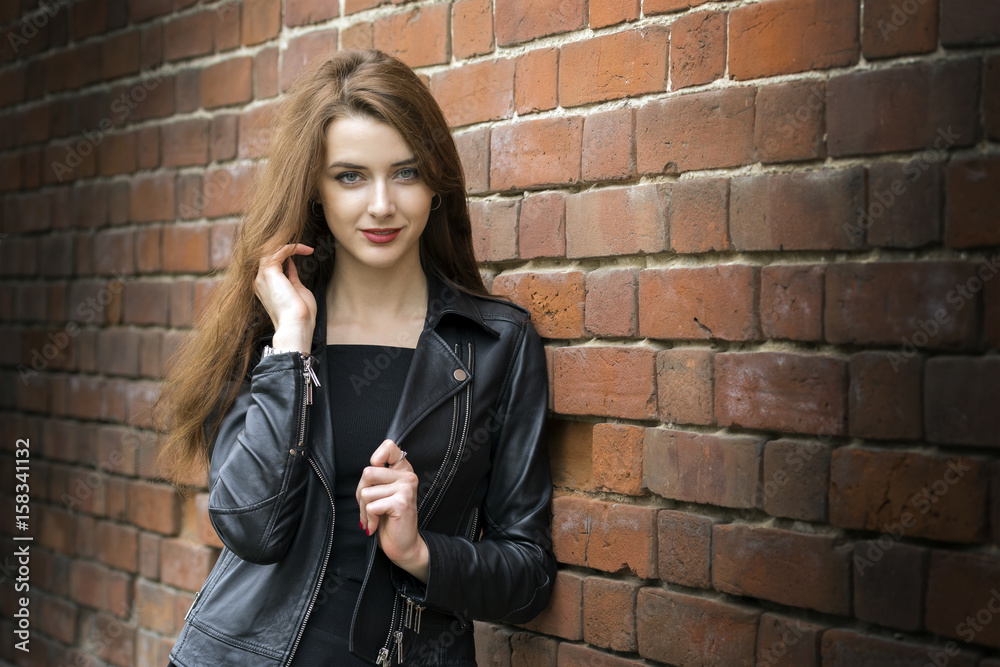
{"left": 361, "top": 228, "right": 401, "bottom": 244}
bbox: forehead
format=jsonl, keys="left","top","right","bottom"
{"left": 325, "top": 115, "right": 413, "bottom": 162}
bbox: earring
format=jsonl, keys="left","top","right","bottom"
{"left": 430, "top": 193, "right": 442, "bottom": 211}
{"left": 311, "top": 200, "right": 324, "bottom": 217}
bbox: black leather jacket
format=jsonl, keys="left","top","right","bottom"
{"left": 168, "top": 270, "right": 556, "bottom": 666}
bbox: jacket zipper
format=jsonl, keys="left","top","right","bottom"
{"left": 467, "top": 507, "right": 479, "bottom": 541}
{"left": 423, "top": 342, "right": 473, "bottom": 524}
{"left": 285, "top": 354, "right": 330, "bottom": 667}
{"left": 375, "top": 591, "right": 403, "bottom": 666}
{"left": 416, "top": 346, "right": 461, "bottom": 520}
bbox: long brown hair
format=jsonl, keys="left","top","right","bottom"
{"left": 154, "top": 48, "right": 491, "bottom": 485}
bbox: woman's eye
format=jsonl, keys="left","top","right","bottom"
{"left": 398, "top": 168, "right": 418, "bottom": 180}
{"left": 337, "top": 172, "right": 360, "bottom": 184}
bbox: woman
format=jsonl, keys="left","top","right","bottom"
{"left": 155, "top": 48, "right": 556, "bottom": 666}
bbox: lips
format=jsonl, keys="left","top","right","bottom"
{"left": 361, "top": 228, "right": 402, "bottom": 244}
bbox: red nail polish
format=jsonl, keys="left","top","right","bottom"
{"left": 359, "top": 520, "right": 364, "bottom": 531}
{"left": 365, "top": 527, "right": 370, "bottom": 536}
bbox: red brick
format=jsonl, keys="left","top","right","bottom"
{"left": 129, "top": 173, "right": 175, "bottom": 223}
{"left": 637, "top": 87, "right": 755, "bottom": 175}
{"left": 565, "top": 184, "right": 667, "bottom": 258}
{"left": 202, "top": 164, "right": 256, "bottom": 219}
{"left": 510, "top": 632, "right": 558, "bottom": 665}
{"left": 255, "top": 46, "right": 279, "bottom": 99}
{"left": 123, "top": 280, "right": 169, "bottom": 325}
{"left": 863, "top": 0, "right": 938, "bottom": 58}
{"left": 552, "top": 346, "right": 657, "bottom": 420}
{"left": 831, "top": 447, "right": 988, "bottom": 543}
{"left": 139, "top": 531, "right": 161, "bottom": 579}
{"left": 98, "top": 328, "right": 140, "bottom": 377}
{"left": 827, "top": 59, "right": 979, "bottom": 157}
{"left": 95, "top": 521, "right": 138, "bottom": 572}
{"left": 825, "top": 261, "right": 980, "bottom": 348}
{"left": 491, "top": 116, "right": 582, "bottom": 191}
{"left": 925, "top": 357, "right": 1000, "bottom": 448}
{"left": 666, "top": 178, "right": 728, "bottom": 253}
{"left": 241, "top": 0, "right": 279, "bottom": 45}
{"left": 514, "top": 48, "right": 558, "bottom": 115}
{"left": 474, "top": 622, "right": 513, "bottom": 665}
{"left": 591, "top": 423, "right": 643, "bottom": 496}
{"left": 655, "top": 348, "right": 713, "bottom": 426}
{"left": 729, "top": 0, "right": 859, "bottom": 79}
{"left": 491, "top": 271, "right": 584, "bottom": 339}
{"left": 93, "top": 229, "right": 135, "bottom": 276}
{"left": 941, "top": 0, "right": 1000, "bottom": 46}
{"left": 495, "top": 0, "right": 587, "bottom": 46}
{"left": 469, "top": 199, "right": 518, "bottom": 262}
{"left": 163, "top": 10, "right": 214, "bottom": 61}
{"left": 161, "top": 538, "right": 218, "bottom": 592}
{"left": 127, "top": 480, "right": 181, "bottom": 535}
{"left": 162, "top": 223, "right": 210, "bottom": 273}
{"left": 760, "top": 264, "right": 824, "bottom": 341}
{"left": 644, "top": 429, "right": 761, "bottom": 508}
{"left": 70, "top": 560, "right": 109, "bottom": 608}
{"left": 285, "top": 0, "right": 339, "bottom": 26}
{"left": 559, "top": 27, "right": 668, "bottom": 107}
{"left": 238, "top": 102, "right": 276, "bottom": 160}
{"left": 639, "top": 265, "right": 756, "bottom": 341}
{"left": 582, "top": 108, "right": 634, "bottom": 182}
{"left": 160, "top": 118, "right": 209, "bottom": 168}
{"left": 374, "top": 3, "right": 449, "bottom": 68}
{"left": 826, "top": 630, "right": 980, "bottom": 666}
{"left": 946, "top": 156, "right": 1000, "bottom": 248}
{"left": 135, "top": 578, "right": 176, "bottom": 634}
{"left": 989, "top": 276, "right": 1000, "bottom": 350}
{"left": 99, "top": 131, "right": 137, "bottom": 176}
{"left": 280, "top": 29, "right": 337, "bottom": 92}
{"left": 431, "top": 59, "right": 515, "bottom": 128}
{"left": 210, "top": 220, "right": 238, "bottom": 270}
{"left": 848, "top": 351, "right": 922, "bottom": 440}
{"left": 194, "top": 492, "right": 223, "bottom": 549}
{"left": 455, "top": 128, "right": 490, "bottom": 195}
{"left": 341, "top": 21, "right": 374, "bottom": 50}
{"left": 732, "top": 168, "right": 864, "bottom": 251}
{"left": 590, "top": 0, "right": 639, "bottom": 28}
{"left": 637, "top": 588, "right": 759, "bottom": 665}
{"left": 547, "top": 419, "right": 593, "bottom": 491}
{"left": 656, "top": 510, "right": 714, "bottom": 589}
{"left": 558, "top": 644, "right": 645, "bottom": 667}
{"left": 135, "top": 225, "right": 161, "bottom": 273}
{"left": 552, "top": 497, "right": 657, "bottom": 577}
{"left": 136, "top": 125, "right": 159, "bottom": 169}
{"left": 670, "top": 11, "right": 726, "bottom": 90}
{"left": 584, "top": 268, "right": 638, "bottom": 338}
{"left": 40, "top": 592, "right": 77, "bottom": 644}
{"left": 101, "top": 30, "right": 141, "bottom": 81}
{"left": 453, "top": 0, "right": 493, "bottom": 59}
{"left": 866, "top": 159, "right": 942, "bottom": 248}
{"left": 853, "top": 541, "right": 927, "bottom": 632}
{"left": 761, "top": 439, "right": 830, "bottom": 521}
{"left": 715, "top": 352, "right": 847, "bottom": 436}
{"left": 756, "top": 614, "right": 824, "bottom": 667}
{"left": 716, "top": 524, "right": 851, "bottom": 614}
{"left": 139, "top": 329, "right": 163, "bottom": 377}
{"left": 200, "top": 56, "right": 253, "bottom": 109}
{"left": 926, "top": 551, "right": 1000, "bottom": 647}
{"left": 583, "top": 576, "right": 639, "bottom": 652}
{"left": 755, "top": 80, "right": 826, "bottom": 163}
{"left": 519, "top": 570, "right": 583, "bottom": 640}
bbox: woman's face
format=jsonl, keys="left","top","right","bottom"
{"left": 318, "top": 114, "right": 436, "bottom": 272}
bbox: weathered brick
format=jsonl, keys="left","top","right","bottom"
{"left": 565, "top": 185, "right": 668, "bottom": 258}
{"left": 866, "top": 159, "right": 942, "bottom": 248}
{"left": 656, "top": 510, "right": 714, "bottom": 589}
{"left": 925, "top": 356, "right": 1000, "bottom": 448}
{"left": 547, "top": 419, "right": 593, "bottom": 491}
{"left": 863, "top": 0, "right": 939, "bottom": 59}
{"left": 453, "top": 0, "right": 493, "bottom": 59}
{"left": 160, "top": 118, "right": 209, "bottom": 168}
{"left": 853, "top": 542, "right": 927, "bottom": 632}
{"left": 584, "top": 268, "right": 638, "bottom": 338}
{"left": 590, "top": 0, "right": 639, "bottom": 29}
{"left": 285, "top": 0, "right": 339, "bottom": 26}
{"left": 552, "top": 346, "right": 657, "bottom": 420}
{"left": 551, "top": 496, "right": 658, "bottom": 577}
{"left": 848, "top": 351, "right": 923, "bottom": 440}
{"left": 637, "top": 88, "right": 755, "bottom": 174}
{"left": 280, "top": 29, "right": 337, "bottom": 92}
{"left": 491, "top": 116, "right": 582, "bottom": 191}
{"left": 829, "top": 447, "right": 988, "bottom": 543}
{"left": 200, "top": 56, "right": 253, "bottom": 109}
{"left": 946, "top": 156, "right": 1000, "bottom": 248}
{"left": 469, "top": 199, "right": 518, "bottom": 263}
{"left": 592, "top": 423, "right": 643, "bottom": 496}
{"left": 755, "top": 80, "right": 826, "bottom": 163}
{"left": 940, "top": 0, "right": 1000, "bottom": 46}
{"left": 582, "top": 108, "right": 635, "bottom": 182}
{"left": 714, "top": 524, "right": 852, "bottom": 615}
{"left": 160, "top": 538, "right": 218, "bottom": 592}
{"left": 655, "top": 348, "right": 713, "bottom": 426}
{"left": 241, "top": 0, "right": 280, "bottom": 45}
{"left": 638, "top": 265, "right": 757, "bottom": 341}
{"left": 559, "top": 27, "right": 669, "bottom": 107}
{"left": 514, "top": 48, "right": 558, "bottom": 115}
{"left": 760, "top": 265, "right": 824, "bottom": 341}
{"left": 729, "top": 0, "right": 859, "bottom": 79}
{"left": 761, "top": 438, "right": 830, "bottom": 521}
{"left": 520, "top": 570, "right": 583, "bottom": 640}
{"left": 637, "top": 588, "right": 759, "bottom": 666}
{"left": 495, "top": 0, "right": 587, "bottom": 45}
{"left": 127, "top": 480, "right": 181, "bottom": 535}
{"left": 821, "top": 628, "right": 980, "bottom": 666}
{"left": 670, "top": 11, "right": 726, "bottom": 90}
{"left": 373, "top": 3, "right": 449, "bottom": 68}
{"left": 644, "top": 429, "right": 761, "bottom": 508}
{"left": 491, "top": 271, "right": 585, "bottom": 339}
{"left": 431, "top": 59, "right": 515, "bottom": 128}
{"left": 668, "top": 177, "right": 730, "bottom": 254}
{"left": 583, "top": 576, "right": 640, "bottom": 652}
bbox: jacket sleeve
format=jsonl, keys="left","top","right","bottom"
{"left": 205, "top": 351, "right": 314, "bottom": 565}
{"left": 397, "top": 318, "right": 557, "bottom": 624}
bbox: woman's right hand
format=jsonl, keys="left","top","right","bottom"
{"left": 253, "top": 243, "right": 317, "bottom": 353}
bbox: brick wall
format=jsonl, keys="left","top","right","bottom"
{"left": 0, "top": 0, "right": 998, "bottom": 665}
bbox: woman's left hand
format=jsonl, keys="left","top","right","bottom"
{"left": 357, "top": 439, "right": 429, "bottom": 583}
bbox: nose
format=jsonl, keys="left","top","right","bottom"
{"left": 368, "top": 178, "right": 396, "bottom": 219}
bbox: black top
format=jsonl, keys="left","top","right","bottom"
{"left": 290, "top": 344, "right": 415, "bottom": 667}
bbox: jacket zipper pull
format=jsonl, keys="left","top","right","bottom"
{"left": 303, "top": 355, "right": 321, "bottom": 405}
{"left": 414, "top": 604, "right": 424, "bottom": 634}
{"left": 394, "top": 630, "right": 404, "bottom": 663}
{"left": 405, "top": 596, "right": 414, "bottom": 630}
{"left": 376, "top": 647, "right": 391, "bottom": 666}
{"left": 184, "top": 590, "right": 201, "bottom": 621}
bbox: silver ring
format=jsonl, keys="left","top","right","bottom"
{"left": 395, "top": 450, "right": 407, "bottom": 464}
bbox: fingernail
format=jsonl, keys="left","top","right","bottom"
{"left": 365, "top": 527, "right": 370, "bottom": 536}
{"left": 359, "top": 520, "right": 365, "bottom": 531}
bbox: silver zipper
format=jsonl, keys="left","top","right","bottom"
{"left": 184, "top": 590, "right": 201, "bottom": 621}
{"left": 375, "top": 592, "right": 402, "bottom": 666}
{"left": 417, "top": 346, "right": 461, "bottom": 520}
{"left": 467, "top": 507, "right": 479, "bottom": 541}
{"left": 284, "top": 457, "right": 334, "bottom": 666}
{"left": 423, "top": 342, "right": 473, "bottom": 524}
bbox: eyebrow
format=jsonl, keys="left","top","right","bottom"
{"left": 327, "top": 157, "right": 417, "bottom": 170}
